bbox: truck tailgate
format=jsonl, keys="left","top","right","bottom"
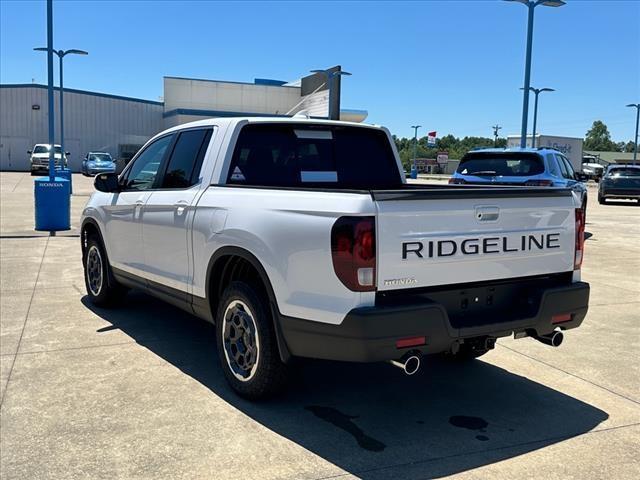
{"left": 373, "top": 187, "right": 576, "bottom": 291}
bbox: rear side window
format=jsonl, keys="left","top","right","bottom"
{"left": 226, "top": 124, "right": 402, "bottom": 189}
{"left": 556, "top": 155, "right": 571, "bottom": 179}
{"left": 161, "top": 128, "right": 212, "bottom": 189}
{"left": 547, "top": 154, "right": 562, "bottom": 177}
{"left": 457, "top": 153, "right": 544, "bottom": 176}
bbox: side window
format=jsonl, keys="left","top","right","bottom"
{"left": 122, "top": 135, "right": 173, "bottom": 190}
{"left": 547, "top": 154, "right": 561, "bottom": 177}
{"left": 560, "top": 155, "right": 576, "bottom": 178}
{"left": 555, "top": 154, "right": 570, "bottom": 179}
{"left": 160, "top": 128, "right": 212, "bottom": 189}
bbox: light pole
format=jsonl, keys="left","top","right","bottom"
{"left": 492, "top": 124, "right": 502, "bottom": 147}
{"left": 506, "top": 0, "right": 565, "bottom": 148}
{"left": 627, "top": 103, "right": 640, "bottom": 165}
{"left": 310, "top": 68, "right": 352, "bottom": 120}
{"left": 411, "top": 125, "right": 421, "bottom": 178}
{"left": 520, "top": 86, "right": 554, "bottom": 147}
{"left": 34, "top": 47, "right": 88, "bottom": 169}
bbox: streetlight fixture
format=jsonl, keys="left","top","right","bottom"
{"left": 310, "top": 68, "right": 352, "bottom": 120}
{"left": 627, "top": 103, "right": 640, "bottom": 165}
{"left": 506, "top": 0, "right": 565, "bottom": 148}
{"left": 411, "top": 125, "right": 421, "bottom": 178}
{"left": 520, "top": 86, "right": 554, "bottom": 147}
{"left": 34, "top": 47, "right": 88, "bottom": 170}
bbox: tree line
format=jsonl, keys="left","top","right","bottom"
{"left": 393, "top": 120, "right": 635, "bottom": 171}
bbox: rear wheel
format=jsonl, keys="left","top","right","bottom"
{"left": 215, "top": 281, "right": 289, "bottom": 399}
{"left": 598, "top": 193, "right": 605, "bottom": 204}
{"left": 83, "top": 235, "right": 127, "bottom": 307}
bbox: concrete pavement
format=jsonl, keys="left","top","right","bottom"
{"left": 1, "top": 172, "right": 638, "bottom": 479}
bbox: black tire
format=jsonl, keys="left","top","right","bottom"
{"left": 83, "top": 235, "right": 127, "bottom": 307}
{"left": 598, "top": 193, "right": 605, "bottom": 205}
{"left": 215, "top": 281, "right": 289, "bottom": 399}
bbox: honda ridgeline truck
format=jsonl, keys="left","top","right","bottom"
{"left": 81, "top": 117, "right": 590, "bottom": 398}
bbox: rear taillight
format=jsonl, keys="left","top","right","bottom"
{"left": 574, "top": 208, "right": 585, "bottom": 269}
{"left": 448, "top": 177, "right": 466, "bottom": 184}
{"left": 331, "top": 216, "right": 376, "bottom": 291}
{"left": 525, "top": 179, "right": 554, "bottom": 187}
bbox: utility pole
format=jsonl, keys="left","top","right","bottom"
{"left": 411, "top": 125, "right": 421, "bottom": 179}
{"left": 492, "top": 125, "right": 502, "bottom": 147}
{"left": 507, "top": 0, "right": 566, "bottom": 148}
{"left": 627, "top": 103, "right": 640, "bottom": 165}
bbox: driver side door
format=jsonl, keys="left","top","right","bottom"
{"left": 103, "top": 134, "right": 174, "bottom": 277}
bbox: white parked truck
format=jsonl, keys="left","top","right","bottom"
{"left": 507, "top": 135, "right": 583, "bottom": 173}
{"left": 82, "top": 118, "right": 590, "bottom": 398}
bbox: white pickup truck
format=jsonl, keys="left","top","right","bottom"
{"left": 81, "top": 117, "right": 590, "bottom": 398}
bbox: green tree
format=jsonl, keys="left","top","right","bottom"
{"left": 584, "top": 121, "right": 618, "bottom": 151}
{"left": 623, "top": 140, "right": 637, "bottom": 153}
{"left": 393, "top": 133, "right": 506, "bottom": 170}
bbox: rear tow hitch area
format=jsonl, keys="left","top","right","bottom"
{"left": 457, "top": 336, "right": 497, "bottom": 354}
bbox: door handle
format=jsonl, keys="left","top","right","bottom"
{"left": 174, "top": 201, "right": 188, "bottom": 216}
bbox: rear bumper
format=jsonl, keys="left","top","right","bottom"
{"left": 279, "top": 281, "right": 589, "bottom": 362}
{"left": 601, "top": 189, "right": 640, "bottom": 199}
{"left": 85, "top": 167, "right": 115, "bottom": 175}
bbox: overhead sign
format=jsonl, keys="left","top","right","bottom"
{"left": 427, "top": 131, "right": 437, "bottom": 146}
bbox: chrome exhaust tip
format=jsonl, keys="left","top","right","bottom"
{"left": 389, "top": 354, "right": 421, "bottom": 375}
{"left": 534, "top": 330, "right": 564, "bottom": 347}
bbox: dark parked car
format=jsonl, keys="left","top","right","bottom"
{"left": 450, "top": 148, "right": 588, "bottom": 210}
{"left": 598, "top": 165, "right": 640, "bottom": 204}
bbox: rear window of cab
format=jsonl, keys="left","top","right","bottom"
{"left": 457, "top": 153, "right": 545, "bottom": 177}
{"left": 226, "top": 123, "right": 402, "bottom": 189}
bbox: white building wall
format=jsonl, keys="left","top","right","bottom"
{"left": 164, "top": 77, "right": 301, "bottom": 115}
{"left": 0, "top": 85, "right": 163, "bottom": 171}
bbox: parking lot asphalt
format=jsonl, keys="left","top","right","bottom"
{"left": 1, "top": 171, "right": 639, "bottom": 479}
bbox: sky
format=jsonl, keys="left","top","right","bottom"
{"left": 1, "top": 0, "right": 639, "bottom": 141}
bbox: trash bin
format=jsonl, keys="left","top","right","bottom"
{"left": 55, "top": 167, "right": 72, "bottom": 194}
{"left": 410, "top": 166, "right": 418, "bottom": 179}
{"left": 34, "top": 177, "right": 71, "bottom": 231}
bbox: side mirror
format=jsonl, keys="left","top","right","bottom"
{"left": 94, "top": 173, "right": 120, "bottom": 193}
{"left": 27, "top": 150, "right": 32, "bottom": 154}
{"left": 65, "top": 151, "right": 70, "bottom": 156}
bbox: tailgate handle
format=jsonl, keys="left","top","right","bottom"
{"left": 475, "top": 206, "right": 499, "bottom": 222}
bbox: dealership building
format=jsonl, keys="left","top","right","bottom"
{"left": 0, "top": 67, "right": 366, "bottom": 171}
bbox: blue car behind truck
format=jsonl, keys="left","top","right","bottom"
{"left": 449, "top": 148, "right": 588, "bottom": 210}
{"left": 81, "top": 152, "right": 116, "bottom": 176}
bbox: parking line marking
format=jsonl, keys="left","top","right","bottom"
{"left": 0, "top": 236, "right": 50, "bottom": 408}
{"left": 499, "top": 344, "right": 640, "bottom": 407}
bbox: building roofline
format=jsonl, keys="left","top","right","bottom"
{"left": 0, "top": 83, "right": 164, "bottom": 106}
{"left": 163, "top": 76, "right": 300, "bottom": 89}
{"left": 163, "top": 108, "right": 294, "bottom": 119}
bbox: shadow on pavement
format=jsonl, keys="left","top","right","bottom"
{"left": 83, "top": 291, "right": 609, "bottom": 479}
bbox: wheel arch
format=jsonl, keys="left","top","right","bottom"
{"left": 80, "top": 217, "right": 105, "bottom": 258}
{"left": 205, "top": 246, "right": 291, "bottom": 363}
